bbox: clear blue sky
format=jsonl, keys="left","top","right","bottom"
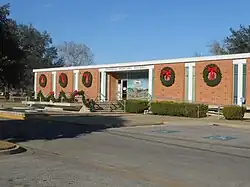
{"left": 2, "top": 0, "right": 250, "bottom": 64}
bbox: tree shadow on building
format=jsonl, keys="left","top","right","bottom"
{"left": 0, "top": 114, "right": 127, "bottom": 143}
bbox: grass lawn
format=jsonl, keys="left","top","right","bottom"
{"left": 0, "top": 101, "right": 25, "bottom": 108}
{"left": 0, "top": 141, "right": 16, "bottom": 150}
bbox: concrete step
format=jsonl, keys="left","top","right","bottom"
{"left": 94, "top": 108, "right": 124, "bottom": 112}
{"left": 94, "top": 101, "right": 122, "bottom": 111}
{"left": 94, "top": 110, "right": 125, "bottom": 114}
{"left": 95, "top": 102, "right": 120, "bottom": 106}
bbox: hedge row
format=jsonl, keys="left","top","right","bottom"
{"left": 125, "top": 100, "right": 149, "bottom": 113}
{"left": 125, "top": 99, "right": 247, "bottom": 120}
{"left": 125, "top": 100, "right": 208, "bottom": 118}
{"left": 151, "top": 101, "right": 208, "bottom": 118}
{"left": 222, "top": 105, "right": 246, "bottom": 120}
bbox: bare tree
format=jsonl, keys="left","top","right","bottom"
{"left": 193, "top": 52, "right": 203, "bottom": 57}
{"left": 56, "top": 41, "right": 94, "bottom": 66}
{"left": 208, "top": 40, "right": 228, "bottom": 55}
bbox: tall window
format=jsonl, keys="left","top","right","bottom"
{"left": 233, "top": 64, "right": 238, "bottom": 104}
{"left": 243, "top": 64, "right": 246, "bottom": 101}
{"left": 192, "top": 66, "right": 196, "bottom": 102}
{"left": 99, "top": 72, "right": 102, "bottom": 94}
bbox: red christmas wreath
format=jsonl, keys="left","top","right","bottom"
{"left": 203, "top": 64, "right": 222, "bottom": 87}
{"left": 39, "top": 74, "right": 47, "bottom": 88}
{"left": 82, "top": 71, "right": 93, "bottom": 88}
{"left": 59, "top": 73, "right": 68, "bottom": 88}
{"left": 160, "top": 67, "right": 175, "bottom": 87}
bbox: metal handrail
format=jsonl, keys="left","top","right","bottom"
{"left": 94, "top": 92, "right": 107, "bottom": 102}
{"left": 115, "top": 92, "right": 125, "bottom": 109}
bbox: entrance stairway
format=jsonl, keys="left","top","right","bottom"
{"left": 93, "top": 101, "right": 125, "bottom": 113}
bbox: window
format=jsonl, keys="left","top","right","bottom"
{"left": 233, "top": 64, "right": 238, "bottom": 104}
{"left": 192, "top": 66, "right": 196, "bottom": 102}
{"left": 243, "top": 64, "right": 246, "bottom": 100}
{"left": 184, "top": 66, "right": 189, "bottom": 101}
{"left": 99, "top": 72, "right": 101, "bottom": 94}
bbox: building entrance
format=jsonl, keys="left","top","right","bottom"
{"left": 117, "top": 79, "right": 128, "bottom": 100}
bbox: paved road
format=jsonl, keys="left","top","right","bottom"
{"left": 1, "top": 121, "right": 250, "bottom": 186}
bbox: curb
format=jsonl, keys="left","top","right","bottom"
{"left": 46, "top": 119, "right": 165, "bottom": 128}
{"left": 45, "top": 118, "right": 250, "bottom": 130}
{"left": 0, "top": 111, "right": 25, "bottom": 120}
{"left": 155, "top": 120, "right": 250, "bottom": 130}
{"left": 28, "top": 115, "right": 166, "bottom": 127}
{"left": 0, "top": 110, "right": 49, "bottom": 120}
{"left": 209, "top": 122, "right": 250, "bottom": 130}
{"left": 0, "top": 145, "right": 26, "bottom": 156}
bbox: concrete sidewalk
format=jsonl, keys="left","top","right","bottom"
{"left": 44, "top": 112, "right": 250, "bottom": 129}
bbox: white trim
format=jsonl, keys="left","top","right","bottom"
{"left": 73, "top": 71, "right": 79, "bottom": 91}
{"left": 52, "top": 72, "right": 56, "bottom": 95}
{"left": 117, "top": 80, "right": 122, "bottom": 100}
{"left": 233, "top": 59, "right": 247, "bottom": 64}
{"left": 188, "top": 66, "right": 193, "bottom": 101}
{"left": 107, "top": 74, "right": 110, "bottom": 101}
{"left": 185, "top": 62, "right": 195, "bottom": 67}
{"left": 34, "top": 72, "right": 37, "bottom": 99}
{"left": 148, "top": 67, "right": 153, "bottom": 97}
{"left": 73, "top": 70, "right": 79, "bottom": 73}
{"left": 99, "top": 65, "right": 154, "bottom": 72}
{"left": 185, "top": 63, "right": 196, "bottom": 102}
{"left": 233, "top": 59, "right": 246, "bottom": 105}
{"left": 33, "top": 53, "right": 250, "bottom": 73}
{"left": 100, "top": 71, "right": 107, "bottom": 101}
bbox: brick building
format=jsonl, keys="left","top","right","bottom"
{"left": 33, "top": 53, "right": 250, "bottom": 106}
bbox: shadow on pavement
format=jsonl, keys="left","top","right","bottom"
{"left": 0, "top": 115, "right": 126, "bottom": 143}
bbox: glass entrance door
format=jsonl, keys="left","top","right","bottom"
{"left": 122, "top": 80, "right": 127, "bottom": 100}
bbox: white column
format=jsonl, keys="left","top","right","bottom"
{"left": 52, "top": 72, "right": 56, "bottom": 95}
{"left": 107, "top": 74, "right": 110, "bottom": 101}
{"left": 148, "top": 67, "right": 153, "bottom": 99}
{"left": 100, "top": 71, "right": 107, "bottom": 101}
{"left": 34, "top": 72, "right": 37, "bottom": 99}
{"left": 185, "top": 63, "right": 195, "bottom": 102}
{"left": 73, "top": 70, "right": 79, "bottom": 91}
{"left": 188, "top": 65, "right": 193, "bottom": 102}
{"left": 233, "top": 59, "right": 246, "bottom": 105}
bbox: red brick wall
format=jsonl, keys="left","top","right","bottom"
{"left": 36, "top": 72, "right": 52, "bottom": 96}
{"left": 195, "top": 60, "right": 233, "bottom": 105}
{"left": 153, "top": 63, "right": 185, "bottom": 101}
{"left": 78, "top": 69, "right": 99, "bottom": 99}
{"left": 108, "top": 73, "right": 118, "bottom": 101}
{"left": 56, "top": 71, "right": 74, "bottom": 96}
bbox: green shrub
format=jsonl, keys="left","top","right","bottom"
{"left": 223, "top": 105, "right": 246, "bottom": 120}
{"left": 125, "top": 99, "right": 149, "bottom": 113}
{"left": 151, "top": 101, "right": 208, "bottom": 118}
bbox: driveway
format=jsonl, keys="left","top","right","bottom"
{"left": 0, "top": 119, "right": 250, "bottom": 186}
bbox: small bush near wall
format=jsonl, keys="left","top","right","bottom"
{"left": 223, "top": 105, "right": 246, "bottom": 120}
{"left": 125, "top": 100, "right": 149, "bottom": 113}
{"left": 151, "top": 101, "right": 208, "bottom": 118}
